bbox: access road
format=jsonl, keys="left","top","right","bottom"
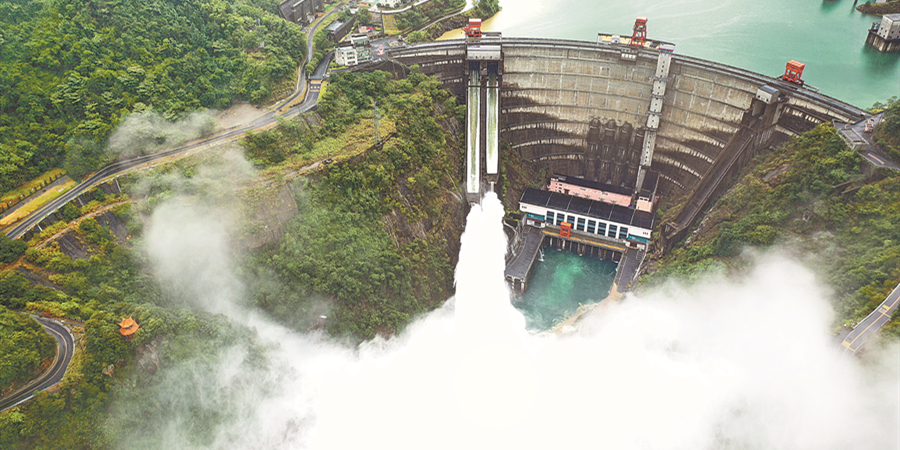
{"left": 0, "top": 318, "right": 74, "bottom": 412}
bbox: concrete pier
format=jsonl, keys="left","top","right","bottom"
{"left": 866, "top": 14, "right": 900, "bottom": 52}
{"left": 504, "top": 226, "right": 544, "bottom": 293}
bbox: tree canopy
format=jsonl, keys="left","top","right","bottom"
{"left": 0, "top": 0, "right": 306, "bottom": 189}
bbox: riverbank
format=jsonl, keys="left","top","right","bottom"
{"left": 857, "top": 1, "right": 900, "bottom": 15}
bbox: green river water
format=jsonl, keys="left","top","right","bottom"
{"left": 512, "top": 249, "right": 617, "bottom": 331}
{"left": 480, "top": 0, "right": 899, "bottom": 329}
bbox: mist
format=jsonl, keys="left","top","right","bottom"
{"left": 107, "top": 110, "right": 217, "bottom": 159}
{"left": 120, "top": 152, "right": 899, "bottom": 449}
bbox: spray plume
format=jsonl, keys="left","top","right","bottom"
{"left": 128, "top": 184, "right": 898, "bottom": 450}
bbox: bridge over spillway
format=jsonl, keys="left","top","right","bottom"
{"left": 356, "top": 37, "right": 870, "bottom": 250}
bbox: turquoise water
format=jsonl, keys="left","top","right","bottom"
{"left": 480, "top": 0, "right": 899, "bottom": 108}
{"left": 513, "top": 249, "right": 617, "bottom": 331}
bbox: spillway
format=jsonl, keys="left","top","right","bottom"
{"left": 486, "top": 71, "right": 500, "bottom": 176}
{"left": 466, "top": 68, "right": 481, "bottom": 202}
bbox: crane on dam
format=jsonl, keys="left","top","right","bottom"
{"left": 781, "top": 60, "right": 806, "bottom": 86}
{"left": 630, "top": 17, "right": 648, "bottom": 47}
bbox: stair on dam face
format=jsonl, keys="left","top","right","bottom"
{"left": 665, "top": 126, "right": 755, "bottom": 240}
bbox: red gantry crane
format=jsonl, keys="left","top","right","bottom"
{"left": 464, "top": 18, "right": 482, "bottom": 39}
{"left": 630, "top": 17, "right": 648, "bottom": 47}
{"left": 781, "top": 60, "right": 806, "bottom": 86}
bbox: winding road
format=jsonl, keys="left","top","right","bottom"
{"left": 841, "top": 283, "right": 900, "bottom": 356}
{"left": 0, "top": 318, "right": 74, "bottom": 412}
{"left": 3, "top": 5, "right": 340, "bottom": 242}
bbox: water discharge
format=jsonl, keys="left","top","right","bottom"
{"left": 132, "top": 189, "right": 899, "bottom": 449}
{"left": 305, "top": 193, "right": 899, "bottom": 449}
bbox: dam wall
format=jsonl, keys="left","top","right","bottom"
{"left": 367, "top": 38, "right": 868, "bottom": 250}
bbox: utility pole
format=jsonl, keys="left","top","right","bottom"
{"left": 372, "top": 100, "right": 383, "bottom": 148}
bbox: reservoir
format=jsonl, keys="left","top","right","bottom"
{"left": 442, "top": 0, "right": 899, "bottom": 108}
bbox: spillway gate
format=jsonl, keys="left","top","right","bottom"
{"left": 465, "top": 36, "right": 502, "bottom": 204}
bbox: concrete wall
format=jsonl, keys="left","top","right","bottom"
{"left": 376, "top": 37, "right": 867, "bottom": 210}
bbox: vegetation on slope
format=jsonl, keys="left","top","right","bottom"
{"left": 642, "top": 123, "right": 900, "bottom": 339}
{"left": 873, "top": 97, "right": 900, "bottom": 161}
{"left": 245, "top": 69, "right": 465, "bottom": 339}
{"left": 0, "top": 190, "right": 266, "bottom": 448}
{"left": 392, "top": 0, "right": 465, "bottom": 30}
{"left": 0, "top": 306, "right": 56, "bottom": 394}
{"left": 0, "top": 66, "right": 469, "bottom": 447}
{"left": 405, "top": 0, "right": 501, "bottom": 42}
{"left": 0, "top": 0, "right": 306, "bottom": 191}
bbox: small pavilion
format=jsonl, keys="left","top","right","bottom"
{"left": 118, "top": 317, "right": 140, "bottom": 337}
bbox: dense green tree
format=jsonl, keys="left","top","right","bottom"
{"left": 357, "top": 7, "right": 372, "bottom": 25}
{"left": 873, "top": 96, "right": 900, "bottom": 160}
{"left": 0, "top": 0, "right": 306, "bottom": 190}
{"left": 475, "top": 0, "right": 501, "bottom": 16}
{"left": 0, "top": 235, "right": 27, "bottom": 264}
{"left": 0, "top": 305, "right": 56, "bottom": 390}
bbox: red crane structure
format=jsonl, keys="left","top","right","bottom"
{"left": 630, "top": 17, "right": 648, "bottom": 47}
{"left": 560, "top": 222, "right": 572, "bottom": 239}
{"left": 781, "top": 60, "right": 806, "bottom": 86}
{"left": 464, "top": 18, "right": 482, "bottom": 39}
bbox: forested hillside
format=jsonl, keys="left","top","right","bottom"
{"left": 643, "top": 122, "right": 900, "bottom": 339}
{"left": 0, "top": 306, "right": 56, "bottom": 393}
{"left": 0, "top": 67, "right": 471, "bottom": 447}
{"left": 245, "top": 69, "right": 466, "bottom": 339}
{"left": 0, "top": 0, "right": 306, "bottom": 191}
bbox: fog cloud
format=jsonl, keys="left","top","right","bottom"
{"left": 108, "top": 110, "right": 217, "bottom": 159}
{"left": 127, "top": 170, "right": 899, "bottom": 450}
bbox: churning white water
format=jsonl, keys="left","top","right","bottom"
{"left": 139, "top": 190, "right": 899, "bottom": 450}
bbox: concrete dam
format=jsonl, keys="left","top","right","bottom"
{"left": 358, "top": 36, "right": 869, "bottom": 252}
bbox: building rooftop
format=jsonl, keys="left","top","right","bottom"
{"left": 521, "top": 187, "right": 654, "bottom": 230}
{"left": 118, "top": 316, "right": 140, "bottom": 337}
{"left": 551, "top": 174, "right": 633, "bottom": 196}
{"left": 326, "top": 20, "right": 344, "bottom": 32}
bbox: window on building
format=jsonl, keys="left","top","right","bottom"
{"left": 607, "top": 224, "right": 618, "bottom": 238}
{"left": 576, "top": 218, "right": 586, "bottom": 232}
{"left": 587, "top": 220, "right": 596, "bottom": 234}
{"left": 619, "top": 226, "right": 628, "bottom": 240}
{"left": 547, "top": 211, "right": 555, "bottom": 223}
{"left": 597, "top": 222, "right": 607, "bottom": 235}
{"left": 567, "top": 215, "right": 575, "bottom": 224}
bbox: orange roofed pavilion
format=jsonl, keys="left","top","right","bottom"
{"left": 119, "top": 317, "right": 140, "bottom": 337}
